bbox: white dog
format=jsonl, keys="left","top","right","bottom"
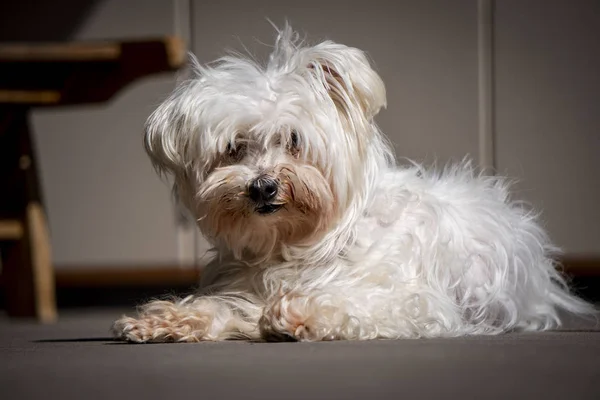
{"left": 113, "top": 24, "right": 595, "bottom": 343}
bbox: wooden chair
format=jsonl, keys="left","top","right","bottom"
{"left": 0, "top": 37, "right": 186, "bottom": 322}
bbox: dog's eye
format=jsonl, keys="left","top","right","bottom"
{"left": 288, "top": 131, "right": 300, "bottom": 156}
{"left": 226, "top": 142, "right": 245, "bottom": 161}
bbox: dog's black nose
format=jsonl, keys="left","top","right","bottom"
{"left": 248, "top": 176, "right": 278, "bottom": 203}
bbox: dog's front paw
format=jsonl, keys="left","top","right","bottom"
{"left": 112, "top": 316, "right": 155, "bottom": 343}
{"left": 111, "top": 314, "right": 210, "bottom": 343}
{"left": 111, "top": 300, "right": 212, "bottom": 343}
{"left": 259, "top": 292, "right": 344, "bottom": 342}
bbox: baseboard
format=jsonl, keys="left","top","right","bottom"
{"left": 2, "top": 256, "right": 599, "bottom": 289}
{"left": 560, "top": 256, "right": 600, "bottom": 277}
{"left": 53, "top": 265, "right": 202, "bottom": 288}
{"left": 0, "top": 265, "right": 202, "bottom": 310}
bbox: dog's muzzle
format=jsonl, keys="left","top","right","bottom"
{"left": 248, "top": 175, "right": 283, "bottom": 215}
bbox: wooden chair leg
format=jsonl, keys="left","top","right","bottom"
{"left": 0, "top": 108, "right": 57, "bottom": 322}
{"left": 26, "top": 202, "right": 57, "bottom": 323}
{"left": 2, "top": 206, "right": 57, "bottom": 323}
{"left": 2, "top": 233, "right": 35, "bottom": 318}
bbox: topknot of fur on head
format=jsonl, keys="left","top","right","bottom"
{"left": 144, "top": 23, "right": 394, "bottom": 264}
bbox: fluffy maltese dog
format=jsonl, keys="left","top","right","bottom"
{"left": 113, "top": 24, "right": 595, "bottom": 343}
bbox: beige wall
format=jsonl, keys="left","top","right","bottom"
{"left": 16, "top": 0, "right": 600, "bottom": 268}
{"left": 494, "top": 0, "right": 600, "bottom": 255}
{"left": 31, "top": 0, "right": 182, "bottom": 267}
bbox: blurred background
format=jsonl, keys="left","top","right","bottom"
{"left": 0, "top": 0, "right": 598, "bottom": 315}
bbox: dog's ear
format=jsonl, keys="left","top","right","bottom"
{"left": 269, "top": 24, "right": 385, "bottom": 121}
{"left": 305, "top": 43, "right": 387, "bottom": 122}
{"left": 144, "top": 84, "right": 196, "bottom": 180}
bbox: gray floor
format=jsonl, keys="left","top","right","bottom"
{"left": 1, "top": 308, "right": 600, "bottom": 400}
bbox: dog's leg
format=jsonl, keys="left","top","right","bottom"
{"left": 112, "top": 295, "right": 262, "bottom": 343}
{"left": 259, "top": 291, "right": 364, "bottom": 342}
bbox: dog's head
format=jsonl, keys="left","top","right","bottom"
{"left": 145, "top": 24, "right": 390, "bottom": 261}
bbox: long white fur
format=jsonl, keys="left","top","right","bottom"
{"left": 112, "top": 24, "right": 596, "bottom": 343}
